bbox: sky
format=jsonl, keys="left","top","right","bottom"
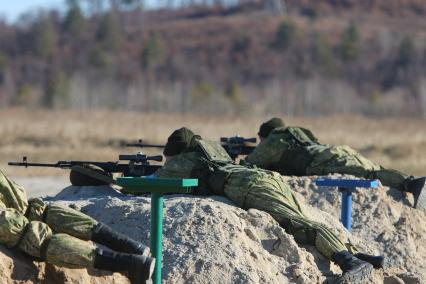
{"left": 0, "top": 0, "right": 159, "bottom": 23}
{"left": 0, "top": 0, "right": 64, "bottom": 22}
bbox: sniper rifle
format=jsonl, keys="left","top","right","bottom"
{"left": 219, "top": 136, "right": 256, "bottom": 160}
{"left": 125, "top": 136, "right": 257, "bottom": 160}
{"left": 8, "top": 154, "right": 163, "bottom": 186}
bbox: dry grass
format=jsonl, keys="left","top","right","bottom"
{"left": 1, "top": 108, "right": 425, "bottom": 177}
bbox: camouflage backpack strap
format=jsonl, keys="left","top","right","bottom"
{"left": 277, "top": 149, "right": 313, "bottom": 176}
{"left": 196, "top": 139, "right": 233, "bottom": 163}
{"left": 190, "top": 157, "right": 230, "bottom": 196}
{"left": 189, "top": 139, "right": 234, "bottom": 195}
{"left": 298, "top": 127, "right": 319, "bottom": 143}
{"left": 274, "top": 127, "right": 318, "bottom": 176}
{"left": 201, "top": 158, "right": 235, "bottom": 196}
{"left": 286, "top": 126, "right": 318, "bottom": 146}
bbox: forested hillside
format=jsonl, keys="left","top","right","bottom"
{"left": 0, "top": 0, "right": 426, "bottom": 116}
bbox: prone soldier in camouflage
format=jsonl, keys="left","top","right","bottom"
{"left": 156, "top": 127, "right": 384, "bottom": 284}
{"left": 244, "top": 117, "right": 426, "bottom": 209}
{"left": 0, "top": 170, "right": 155, "bottom": 283}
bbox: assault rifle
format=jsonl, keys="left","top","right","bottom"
{"left": 124, "top": 136, "right": 257, "bottom": 160}
{"left": 8, "top": 154, "right": 163, "bottom": 178}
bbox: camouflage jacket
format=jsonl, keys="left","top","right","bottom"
{"left": 244, "top": 126, "right": 328, "bottom": 176}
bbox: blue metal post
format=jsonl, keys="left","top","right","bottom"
{"left": 340, "top": 188, "right": 353, "bottom": 231}
{"left": 315, "top": 179, "right": 378, "bottom": 230}
{"left": 150, "top": 192, "right": 164, "bottom": 284}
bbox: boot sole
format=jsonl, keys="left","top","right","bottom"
{"left": 355, "top": 254, "right": 385, "bottom": 269}
{"left": 414, "top": 182, "right": 426, "bottom": 209}
{"left": 140, "top": 246, "right": 151, "bottom": 257}
{"left": 333, "top": 263, "right": 373, "bottom": 284}
{"left": 148, "top": 257, "right": 156, "bottom": 279}
{"left": 129, "top": 256, "right": 156, "bottom": 284}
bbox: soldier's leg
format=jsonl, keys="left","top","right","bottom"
{"left": 276, "top": 215, "right": 375, "bottom": 283}
{"left": 235, "top": 187, "right": 374, "bottom": 281}
{"left": 224, "top": 167, "right": 376, "bottom": 281}
{"left": 345, "top": 243, "right": 384, "bottom": 269}
{"left": 276, "top": 214, "right": 346, "bottom": 259}
{"left": 307, "top": 146, "right": 426, "bottom": 207}
{"left": 26, "top": 198, "right": 150, "bottom": 255}
{"left": 313, "top": 145, "right": 413, "bottom": 190}
{"left": 280, "top": 217, "right": 384, "bottom": 268}
{"left": 0, "top": 209, "right": 92, "bottom": 267}
{"left": 45, "top": 233, "right": 155, "bottom": 283}
{"left": 307, "top": 145, "right": 379, "bottom": 177}
{"left": 227, "top": 167, "right": 366, "bottom": 259}
{"left": 0, "top": 169, "right": 28, "bottom": 213}
{"left": 16, "top": 220, "right": 94, "bottom": 268}
{"left": 367, "top": 167, "right": 408, "bottom": 190}
{"left": 14, "top": 220, "right": 154, "bottom": 282}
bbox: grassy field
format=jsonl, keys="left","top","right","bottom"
{"left": 1, "top": 108, "right": 425, "bottom": 177}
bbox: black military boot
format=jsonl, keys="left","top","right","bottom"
{"left": 91, "top": 223, "right": 150, "bottom": 256}
{"left": 331, "top": 251, "right": 373, "bottom": 284}
{"left": 354, "top": 253, "right": 385, "bottom": 269}
{"left": 404, "top": 177, "right": 426, "bottom": 209}
{"left": 94, "top": 248, "right": 155, "bottom": 284}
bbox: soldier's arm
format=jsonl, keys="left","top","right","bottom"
{"left": 156, "top": 152, "right": 200, "bottom": 179}
{"left": 243, "top": 134, "right": 286, "bottom": 168}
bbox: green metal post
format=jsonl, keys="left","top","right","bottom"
{"left": 116, "top": 177, "right": 198, "bottom": 284}
{"left": 150, "top": 192, "right": 164, "bottom": 284}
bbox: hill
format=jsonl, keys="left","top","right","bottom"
{"left": 0, "top": 0, "right": 426, "bottom": 116}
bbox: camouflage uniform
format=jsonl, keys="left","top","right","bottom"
{"left": 245, "top": 127, "right": 408, "bottom": 190}
{"left": 156, "top": 141, "right": 354, "bottom": 260}
{"left": 0, "top": 169, "right": 99, "bottom": 268}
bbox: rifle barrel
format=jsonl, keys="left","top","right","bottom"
{"left": 119, "top": 154, "right": 140, "bottom": 160}
{"left": 245, "top": 137, "right": 257, "bottom": 143}
{"left": 220, "top": 137, "right": 257, "bottom": 144}
{"left": 148, "top": 155, "right": 163, "bottom": 162}
{"left": 125, "top": 143, "right": 165, "bottom": 148}
{"left": 8, "top": 162, "right": 63, "bottom": 168}
{"left": 7, "top": 159, "right": 162, "bottom": 177}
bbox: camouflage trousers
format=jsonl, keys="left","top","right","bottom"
{"left": 221, "top": 165, "right": 351, "bottom": 260}
{"left": 0, "top": 172, "right": 99, "bottom": 268}
{"left": 307, "top": 145, "right": 409, "bottom": 190}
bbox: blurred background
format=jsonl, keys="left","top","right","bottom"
{"left": 1, "top": 0, "right": 426, "bottom": 116}
{"left": 0, "top": 0, "right": 425, "bottom": 188}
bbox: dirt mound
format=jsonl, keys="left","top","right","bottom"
{"left": 49, "top": 189, "right": 328, "bottom": 283}
{"left": 1, "top": 176, "right": 424, "bottom": 283}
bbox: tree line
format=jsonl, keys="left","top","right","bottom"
{"left": 0, "top": 0, "right": 425, "bottom": 117}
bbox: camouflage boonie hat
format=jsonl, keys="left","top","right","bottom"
{"left": 258, "top": 117, "right": 285, "bottom": 138}
{"left": 164, "top": 127, "right": 200, "bottom": 156}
